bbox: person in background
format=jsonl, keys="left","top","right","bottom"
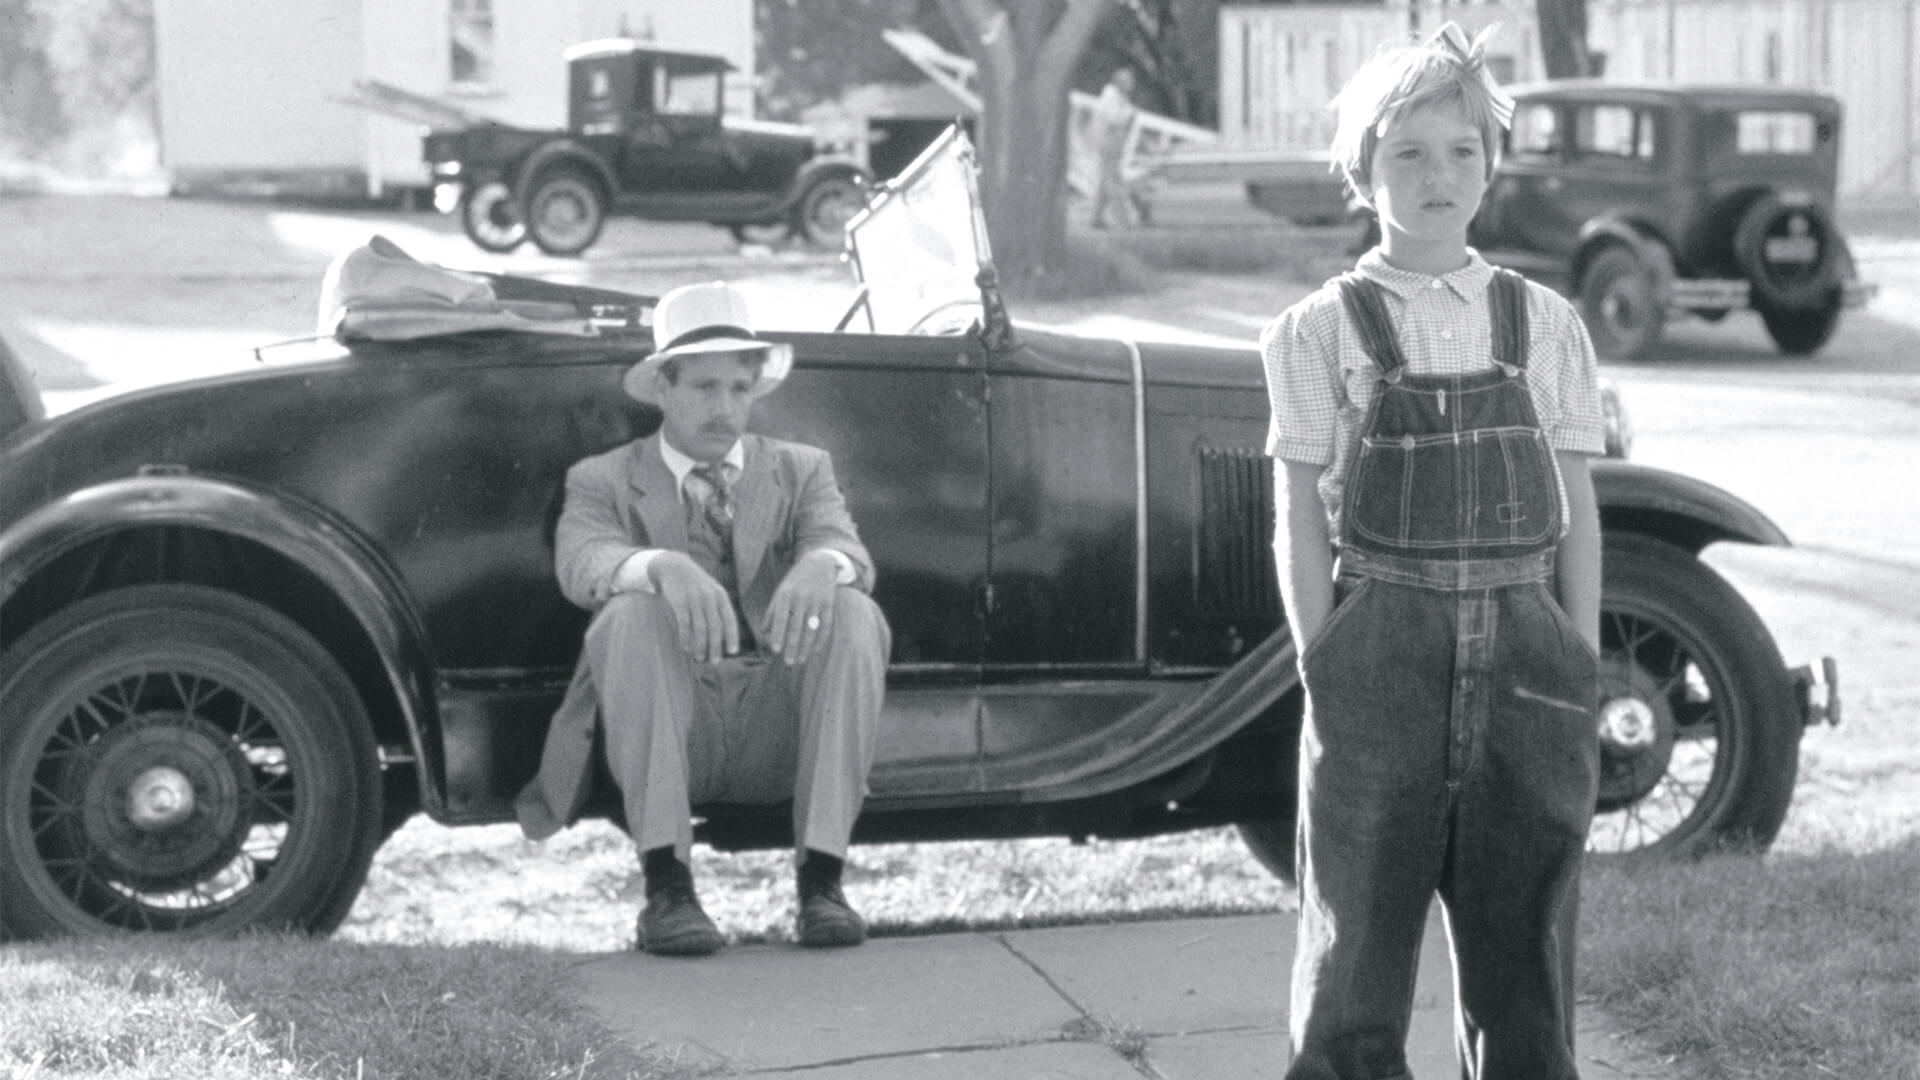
{"left": 1091, "top": 67, "right": 1144, "bottom": 229}
{"left": 518, "top": 281, "right": 891, "bottom": 957}
{"left": 1260, "top": 23, "right": 1605, "bottom": 1079}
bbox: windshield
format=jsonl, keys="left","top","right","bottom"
{"left": 842, "top": 127, "right": 989, "bottom": 335}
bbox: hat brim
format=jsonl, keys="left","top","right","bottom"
{"left": 622, "top": 339, "right": 795, "bottom": 403}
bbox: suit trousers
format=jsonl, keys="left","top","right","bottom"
{"left": 584, "top": 587, "right": 890, "bottom": 864}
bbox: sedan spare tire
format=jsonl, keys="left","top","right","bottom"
{"left": 1734, "top": 194, "right": 1841, "bottom": 311}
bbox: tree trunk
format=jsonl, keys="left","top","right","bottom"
{"left": 936, "top": 0, "right": 1114, "bottom": 293}
{"left": 1537, "top": 0, "right": 1594, "bottom": 80}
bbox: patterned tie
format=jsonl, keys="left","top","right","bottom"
{"left": 689, "top": 462, "right": 735, "bottom": 537}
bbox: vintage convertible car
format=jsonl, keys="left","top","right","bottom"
{"left": 0, "top": 130, "right": 1835, "bottom": 939}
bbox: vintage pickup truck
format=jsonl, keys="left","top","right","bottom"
{"left": 423, "top": 41, "right": 868, "bottom": 256}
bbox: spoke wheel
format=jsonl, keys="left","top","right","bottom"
{"left": 0, "top": 585, "right": 381, "bottom": 938}
{"left": 797, "top": 175, "right": 865, "bottom": 250}
{"left": 1586, "top": 536, "right": 1801, "bottom": 861}
{"left": 525, "top": 168, "right": 606, "bottom": 256}
{"left": 460, "top": 181, "right": 527, "bottom": 253}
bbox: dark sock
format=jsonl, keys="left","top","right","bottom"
{"left": 799, "top": 850, "right": 844, "bottom": 892}
{"left": 643, "top": 846, "right": 689, "bottom": 890}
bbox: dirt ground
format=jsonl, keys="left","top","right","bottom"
{"left": 3, "top": 190, "right": 1918, "bottom": 856}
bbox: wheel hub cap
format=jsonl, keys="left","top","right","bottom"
{"left": 76, "top": 714, "right": 254, "bottom": 890}
{"left": 127, "top": 766, "right": 196, "bottom": 828}
{"left": 1594, "top": 657, "right": 1679, "bottom": 810}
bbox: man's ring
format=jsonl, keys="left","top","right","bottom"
{"left": 806, "top": 615, "right": 822, "bottom": 630}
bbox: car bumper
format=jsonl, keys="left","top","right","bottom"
{"left": 1671, "top": 278, "right": 1877, "bottom": 312}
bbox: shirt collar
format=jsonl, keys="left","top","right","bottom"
{"left": 658, "top": 436, "right": 745, "bottom": 495}
{"left": 1355, "top": 247, "right": 1495, "bottom": 302}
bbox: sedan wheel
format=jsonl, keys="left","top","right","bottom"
{"left": 1579, "top": 246, "right": 1666, "bottom": 361}
{"left": 0, "top": 585, "right": 382, "bottom": 938}
{"left": 1757, "top": 298, "right": 1844, "bottom": 355}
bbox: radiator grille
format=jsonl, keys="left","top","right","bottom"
{"left": 1196, "top": 446, "right": 1280, "bottom": 622}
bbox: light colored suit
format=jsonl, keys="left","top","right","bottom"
{"left": 517, "top": 433, "right": 889, "bottom": 861}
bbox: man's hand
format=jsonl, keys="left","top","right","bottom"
{"left": 763, "top": 550, "right": 842, "bottom": 665}
{"left": 647, "top": 552, "right": 739, "bottom": 662}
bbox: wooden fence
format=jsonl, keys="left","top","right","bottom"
{"left": 1219, "top": 0, "right": 1918, "bottom": 198}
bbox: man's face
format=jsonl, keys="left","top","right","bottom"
{"left": 655, "top": 351, "right": 763, "bottom": 462}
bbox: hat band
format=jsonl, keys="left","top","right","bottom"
{"left": 661, "top": 323, "right": 760, "bottom": 352}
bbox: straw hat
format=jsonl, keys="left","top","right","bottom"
{"left": 622, "top": 281, "right": 794, "bottom": 403}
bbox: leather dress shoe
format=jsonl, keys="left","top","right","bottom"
{"left": 797, "top": 879, "right": 867, "bottom": 947}
{"left": 637, "top": 879, "right": 724, "bottom": 956}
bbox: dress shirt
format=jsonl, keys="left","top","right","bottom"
{"left": 609, "top": 437, "right": 857, "bottom": 595}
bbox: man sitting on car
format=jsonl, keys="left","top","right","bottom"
{"left": 517, "top": 281, "right": 891, "bottom": 956}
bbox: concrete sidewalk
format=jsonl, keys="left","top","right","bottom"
{"left": 575, "top": 909, "right": 1677, "bottom": 1078}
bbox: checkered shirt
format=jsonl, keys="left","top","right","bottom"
{"left": 1260, "top": 249, "right": 1605, "bottom": 541}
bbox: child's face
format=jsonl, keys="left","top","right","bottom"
{"left": 1361, "top": 99, "right": 1489, "bottom": 259}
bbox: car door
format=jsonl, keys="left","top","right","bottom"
{"left": 751, "top": 330, "right": 994, "bottom": 796}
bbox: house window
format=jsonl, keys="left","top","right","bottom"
{"left": 450, "top": 0, "right": 495, "bottom": 87}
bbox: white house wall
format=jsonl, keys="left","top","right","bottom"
{"left": 155, "top": 0, "right": 753, "bottom": 195}
{"left": 152, "top": 0, "right": 364, "bottom": 177}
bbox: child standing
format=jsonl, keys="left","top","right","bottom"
{"left": 1261, "top": 24, "right": 1606, "bottom": 1080}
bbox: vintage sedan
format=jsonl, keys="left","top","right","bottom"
{"left": 0, "top": 131, "right": 1833, "bottom": 939}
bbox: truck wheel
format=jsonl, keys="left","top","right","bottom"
{"left": 1589, "top": 535, "right": 1801, "bottom": 862}
{"left": 1578, "top": 246, "right": 1666, "bottom": 361}
{"left": 1734, "top": 195, "right": 1840, "bottom": 311}
{"left": 525, "top": 168, "right": 606, "bottom": 256}
{"left": 0, "top": 585, "right": 382, "bottom": 938}
{"left": 1757, "top": 297, "right": 1844, "bottom": 355}
{"left": 797, "top": 175, "right": 864, "bottom": 249}
{"left": 460, "top": 181, "right": 526, "bottom": 253}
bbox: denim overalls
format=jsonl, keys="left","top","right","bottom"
{"left": 1286, "top": 269, "right": 1600, "bottom": 1080}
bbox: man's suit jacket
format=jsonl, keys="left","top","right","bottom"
{"left": 517, "top": 432, "right": 876, "bottom": 838}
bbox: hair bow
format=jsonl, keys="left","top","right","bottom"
{"left": 1428, "top": 21, "right": 1515, "bottom": 128}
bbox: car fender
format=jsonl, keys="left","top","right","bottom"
{"left": 512, "top": 140, "right": 614, "bottom": 202}
{"left": 0, "top": 473, "right": 450, "bottom": 815}
{"left": 1574, "top": 219, "right": 1677, "bottom": 304}
{"left": 1592, "top": 458, "right": 1791, "bottom": 553}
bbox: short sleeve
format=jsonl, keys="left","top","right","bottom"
{"left": 1261, "top": 299, "right": 1343, "bottom": 465}
{"left": 1532, "top": 290, "right": 1606, "bottom": 455}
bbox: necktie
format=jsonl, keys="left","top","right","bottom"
{"left": 690, "top": 462, "right": 734, "bottom": 536}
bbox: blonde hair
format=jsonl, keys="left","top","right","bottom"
{"left": 1328, "top": 27, "right": 1511, "bottom": 200}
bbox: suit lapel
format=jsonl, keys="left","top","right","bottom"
{"left": 628, "top": 437, "right": 689, "bottom": 553}
{"left": 731, "top": 435, "right": 784, "bottom": 595}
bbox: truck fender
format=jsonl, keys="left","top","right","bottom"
{"left": 0, "top": 473, "right": 450, "bottom": 816}
{"left": 780, "top": 158, "right": 870, "bottom": 213}
{"left": 1574, "top": 219, "right": 1677, "bottom": 305}
{"left": 1592, "top": 459, "right": 1791, "bottom": 554}
{"left": 512, "top": 140, "right": 616, "bottom": 204}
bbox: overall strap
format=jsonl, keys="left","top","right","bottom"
{"left": 1334, "top": 273, "right": 1407, "bottom": 377}
{"left": 1488, "top": 268, "right": 1532, "bottom": 370}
